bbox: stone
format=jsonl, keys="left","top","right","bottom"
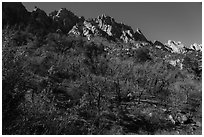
{"left": 168, "top": 114, "right": 176, "bottom": 124}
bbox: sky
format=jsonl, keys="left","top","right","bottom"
{"left": 22, "top": 2, "right": 202, "bottom": 46}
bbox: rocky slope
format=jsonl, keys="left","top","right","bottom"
{"left": 2, "top": 2, "right": 202, "bottom": 71}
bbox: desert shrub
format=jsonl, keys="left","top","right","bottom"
{"left": 169, "top": 76, "right": 202, "bottom": 114}
{"left": 132, "top": 47, "right": 152, "bottom": 63}
{"left": 183, "top": 53, "right": 202, "bottom": 78}
{"left": 2, "top": 26, "right": 202, "bottom": 135}
{"left": 45, "top": 33, "right": 85, "bottom": 54}
{"left": 75, "top": 74, "right": 117, "bottom": 134}
{"left": 2, "top": 28, "right": 32, "bottom": 134}
{"left": 5, "top": 88, "right": 88, "bottom": 135}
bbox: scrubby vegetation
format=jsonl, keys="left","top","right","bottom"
{"left": 2, "top": 26, "right": 202, "bottom": 135}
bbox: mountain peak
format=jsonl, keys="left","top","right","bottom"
{"left": 134, "top": 28, "right": 147, "bottom": 42}
{"left": 96, "top": 14, "right": 116, "bottom": 26}
{"left": 136, "top": 28, "right": 142, "bottom": 34}
{"left": 32, "top": 6, "right": 47, "bottom": 16}
{"left": 55, "top": 8, "right": 76, "bottom": 18}
{"left": 49, "top": 7, "right": 79, "bottom": 33}
{"left": 33, "top": 6, "right": 41, "bottom": 12}
{"left": 3, "top": 2, "right": 201, "bottom": 53}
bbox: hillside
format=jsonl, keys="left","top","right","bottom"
{"left": 2, "top": 2, "right": 202, "bottom": 135}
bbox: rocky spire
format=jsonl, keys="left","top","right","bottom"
{"left": 134, "top": 28, "right": 148, "bottom": 42}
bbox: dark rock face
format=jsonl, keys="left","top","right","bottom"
{"left": 29, "top": 7, "right": 52, "bottom": 31}
{"left": 134, "top": 28, "right": 148, "bottom": 42}
{"left": 153, "top": 40, "right": 171, "bottom": 51}
{"left": 2, "top": 2, "right": 30, "bottom": 27}
{"left": 153, "top": 40, "right": 164, "bottom": 47}
{"left": 49, "top": 8, "right": 79, "bottom": 33}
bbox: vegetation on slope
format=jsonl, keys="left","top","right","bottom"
{"left": 2, "top": 23, "right": 202, "bottom": 134}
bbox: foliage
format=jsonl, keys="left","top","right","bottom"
{"left": 2, "top": 27, "right": 202, "bottom": 135}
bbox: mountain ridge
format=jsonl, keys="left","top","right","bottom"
{"left": 2, "top": 2, "right": 202, "bottom": 53}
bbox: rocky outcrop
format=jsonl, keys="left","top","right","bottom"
{"left": 2, "top": 2, "right": 30, "bottom": 26}
{"left": 190, "top": 43, "right": 202, "bottom": 51}
{"left": 95, "top": 15, "right": 148, "bottom": 42}
{"left": 69, "top": 14, "right": 148, "bottom": 43}
{"left": 153, "top": 40, "right": 164, "bottom": 47}
{"left": 165, "top": 40, "right": 185, "bottom": 53}
{"left": 153, "top": 40, "right": 172, "bottom": 51}
{"left": 49, "top": 8, "right": 79, "bottom": 33}
{"left": 3, "top": 2, "right": 201, "bottom": 56}
{"left": 168, "top": 59, "right": 184, "bottom": 70}
{"left": 134, "top": 28, "right": 148, "bottom": 42}
{"left": 69, "top": 19, "right": 108, "bottom": 40}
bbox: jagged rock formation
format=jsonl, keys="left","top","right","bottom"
{"left": 2, "top": 2, "right": 30, "bottom": 26}
{"left": 69, "top": 18, "right": 111, "bottom": 40}
{"left": 49, "top": 8, "right": 80, "bottom": 33}
{"left": 153, "top": 40, "right": 172, "bottom": 51}
{"left": 69, "top": 14, "right": 148, "bottom": 43}
{"left": 190, "top": 43, "right": 202, "bottom": 51}
{"left": 134, "top": 28, "right": 148, "bottom": 42}
{"left": 3, "top": 2, "right": 201, "bottom": 55}
{"left": 165, "top": 40, "right": 185, "bottom": 53}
